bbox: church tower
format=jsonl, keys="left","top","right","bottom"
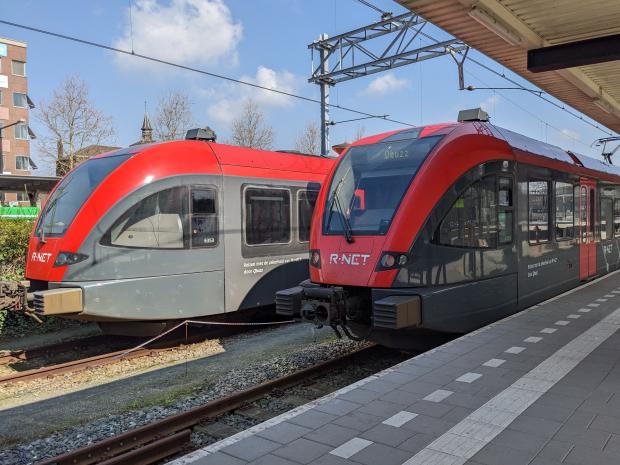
{"left": 140, "top": 111, "right": 153, "bottom": 144}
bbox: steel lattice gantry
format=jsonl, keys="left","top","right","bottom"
{"left": 308, "top": 12, "right": 466, "bottom": 154}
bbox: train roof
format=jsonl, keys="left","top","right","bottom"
{"left": 347, "top": 122, "right": 620, "bottom": 181}
{"left": 493, "top": 125, "right": 620, "bottom": 179}
{"left": 92, "top": 139, "right": 334, "bottom": 175}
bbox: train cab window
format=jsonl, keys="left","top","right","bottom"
{"left": 104, "top": 186, "right": 189, "bottom": 249}
{"left": 555, "top": 182, "right": 574, "bottom": 240}
{"left": 437, "top": 175, "right": 498, "bottom": 248}
{"left": 528, "top": 180, "right": 550, "bottom": 244}
{"left": 601, "top": 198, "right": 613, "bottom": 240}
{"left": 244, "top": 187, "right": 291, "bottom": 245}
{"left": 190, "top": 189, "right": 218, "bottom": 248}
{"left": 36, "top": 153, "right": 132, "bottom": 238}
{"left": 614, "top": 200, "right": 620, "bottom": 238}
{"left": 298, "top": 190, "right": 319, "bottom": 242}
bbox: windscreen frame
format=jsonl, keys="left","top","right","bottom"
{"left": 34, "top": 152, "right": 133, "bottom": 238}
{"left": 322, "top": 133, "right": 445, "bottom": 237}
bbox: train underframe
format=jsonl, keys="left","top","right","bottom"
{"left": 276, "top": 281, "right": 454, "bottom": 349}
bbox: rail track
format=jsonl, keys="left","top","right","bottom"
{"left": 0, "top": 334, "right": 137, "bottom": 367}
{"left": 33, "top": 344, "right": 404, "bottom": 465}
{"left": 0, "top": 321, "right": 284, "bottom": 386}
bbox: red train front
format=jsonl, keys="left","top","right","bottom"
{"left": 23, "top": 129, "right": 334, "bottom": 335}
{"left": 276, "top": 109, "right": 620, "bottom": 348}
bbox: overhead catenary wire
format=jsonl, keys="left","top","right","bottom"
{"left": 353, "top": 0, "right": 388, "bottom": 16}
{"left": 128, "top": 0, "right": 134, "bottom": 54}
{"left": 467, "top": 70, "right": 594, "bottom": 151}
{"left": 352, "top": 0, "right": 614, "bottom": 137}
{"left": 0, "top": 19, "right": 416, "bottom": 128}
{"left": 461, "top": 51, "right": 613, "bottom": 136}
{"left": 328, "top": 115, "right": 387, "bottom": 126}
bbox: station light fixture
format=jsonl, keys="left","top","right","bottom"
{"left": 468, "top": 5, "right": 523, "bottom": 47}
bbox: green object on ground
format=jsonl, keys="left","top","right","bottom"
{"left": 0, "top": 207, "right": 40, "bottom": 219}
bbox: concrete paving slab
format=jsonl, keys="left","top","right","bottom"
{"left": 167, "top": 270, "right": 620, "bottom": 465}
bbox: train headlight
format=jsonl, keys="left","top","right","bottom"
{"left": 54, "top": 252, "right": 89, "bottom": 267}
{"left": 380, "top": 254, "right": 396, "bottom": 268}
{"left": 310, "top": 249, "right": 321, "bottom": 268}
{"left": 378, "top": 252, "right": 408, "bottom": 270}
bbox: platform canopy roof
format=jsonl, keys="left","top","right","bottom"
{"left": 0, "top": 174, "right": 59, "bottom": 193}
{"left": 396, "top": 0, "right": 620, "bottom": 133}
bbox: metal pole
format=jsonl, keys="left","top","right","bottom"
{"left": 319, "top": 33, "right": 330, "bottom": 156}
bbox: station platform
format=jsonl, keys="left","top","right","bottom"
{"left": 169, "top": 270, "right": 620, "bottom": 465}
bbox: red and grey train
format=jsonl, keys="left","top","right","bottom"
{"left": 25, "top": 129, "right": 334, "bottom": 335}
{"left": 276, "top": 109, "right": 620, "bottom": 347}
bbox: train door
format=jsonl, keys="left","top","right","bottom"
{"left": 579, "top": 178, "right": 597, "bottom": 280}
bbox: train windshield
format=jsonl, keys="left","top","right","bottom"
{"left": 324, "top": 133, "right": 443, "bottom": 236}
{"left": 35, "top": 153, "right": 132, "bottom": 237}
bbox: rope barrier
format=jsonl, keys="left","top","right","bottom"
{"left": 119, "top": 318, "right": 296, "bottom": 357}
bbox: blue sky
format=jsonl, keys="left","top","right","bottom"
{"left": 1, "top": 0, "right": 614, "bottom": 174}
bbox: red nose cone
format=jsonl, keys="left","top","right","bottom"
{"left": 25, "top": 237, "right": 65, "bottom": 282}
{"left": 311, "top": 236, "right": 383, "bottom": 287}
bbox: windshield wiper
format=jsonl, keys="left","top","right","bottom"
{"left": 325, "top": 169, "right": 354, "bottom": 243}
{"left": 37, "top": 188, "right": 68, "bottom": 243}
{"left": 333, "top": 194, "right": 354, "bottom": 243}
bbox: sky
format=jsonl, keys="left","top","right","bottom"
{"left": 1, "top": 0, "right": 615, "bottom": 174}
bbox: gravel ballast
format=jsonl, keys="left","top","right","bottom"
{"left": 1, "top": 327, "right": 368, "bottom": 465}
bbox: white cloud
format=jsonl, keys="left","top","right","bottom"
{"left": 244, "top": 66, "right": 297, "bottom": 107}
{"left": 113, "top": 0, "right": 242, "bottom": 71}
{"left": 206, "top": 66, "right": 298, "bottom": 124}
{"left": 561, "top": 128, "right": 581, "bottom": 141}
{"left": 362, "top": 73, "right": 409, "bottom": 96}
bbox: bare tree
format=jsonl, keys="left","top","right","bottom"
{"left": 153, "top": 91, "right": 195, "bottom": 141}
{"left": 354, "top": 124, "right": 367, "bottom": 141}
{"left": 37, "top": 76, "right": 115, "bottom": 176}
{"left": 229, "top": 98, "right": 274, "bottom": 150}
{"left": 294, "top": 121, "right": 321, "bottom": 155}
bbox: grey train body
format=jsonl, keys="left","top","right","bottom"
{"left": 379, "top": 159, "right": 619, "bottom": 336}
{"left": 47, "top": 174, "right": 316, "bottom": 321}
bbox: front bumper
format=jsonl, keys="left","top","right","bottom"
{"left": 276, "top": 281, "right": 422, "bottom": 331}
{"left": 32, "top": 287, "right": 83, "bottom": 315}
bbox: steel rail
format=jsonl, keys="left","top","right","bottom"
{"left": 0, "top": 321, "right": 282, "bottom": 384}
{"left": 0, "top": 346, "right": 167, "bottom": 385}
{"left": 0, "top": 327, "right": 245, "bottom": 385}
{"left": 0, "top": 335, "right": 134, "bottom": 366}
{"left": 34, "top": 344, "right": 378, "bottom": 465}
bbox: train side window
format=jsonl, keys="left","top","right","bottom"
{"left": 528, "top": 180, "right": 550, "bottom": 244}
{"left": 555, "top": 182, "right": 574, "bottom": 240}
{"left": 190, "top": 188, "right": 218, "bottom": 248}
{"left": 498, "top": 177, "right": 513, "bottom": 244}
{"left": 614, "top": 200, "right": 620, "bottom": 238}
{"left": 104, "top": 186, "right": 189, "bottom": 249}
{"left": 244, "top": 187, "right": 291, "bottom": 245}
{"left": 601, "top": 198, "right": 613, "bottom": 240}
{"left": 298, "top": 190, "right": 319, "bottom": 242}
{"left": 437, "top": 175, "right": 498, "bottom": 248}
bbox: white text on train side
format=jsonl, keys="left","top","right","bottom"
{"left": 329, "top": 253, "right": 371, "bottom": 266}
{"left": 31, "top": 252, "right": 53, "bottom": 263}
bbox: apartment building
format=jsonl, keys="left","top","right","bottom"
{"left": 0, "top": 37, "right": 33, "bottom": 204}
